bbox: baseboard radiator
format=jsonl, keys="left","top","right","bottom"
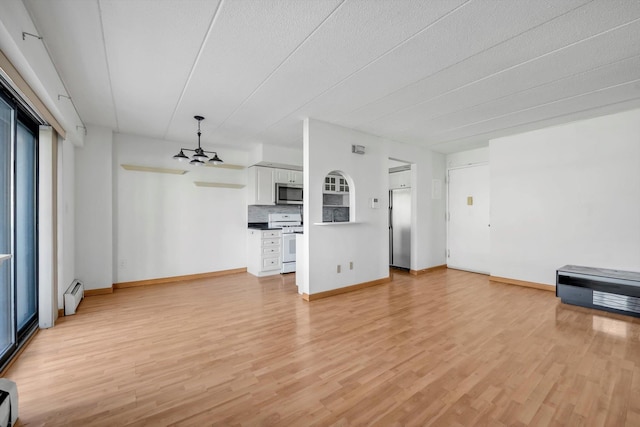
{"left": 64, "top": 280, "right": 84, "bottom": 316}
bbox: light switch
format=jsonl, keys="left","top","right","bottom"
{"left": 467, "top": 196, "right": 473, "bottom": 205}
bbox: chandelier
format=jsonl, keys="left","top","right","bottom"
{"left": 172, "top": 115, "right": 223, "bottom": 165}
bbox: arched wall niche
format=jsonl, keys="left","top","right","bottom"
{"left": 321, "top": 170, "right": 354, "bottom": 222}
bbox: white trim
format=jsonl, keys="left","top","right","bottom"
{"left": 446, "top": 161, "right": 489, "bottom": 172}
{"left": 38, "top": 126, "right": 55, "bottom": 328}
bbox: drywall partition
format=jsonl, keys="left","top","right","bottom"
{"left": 75, "top": 125, "right": 113, "bottom": 290}
{"left": 490, "top": 108, "right": 640, "bottom": 286}
{"left": 300, "top": 119, "right": 446, "bottom": 296}
{"left": 302, "top": 119, "right": 389, "bottom": 295}
{"left": 297, "top": 119, "right": 389, "bottom": 295}
{"left": 114, "top": 133, "right": 248, "bottom": 283}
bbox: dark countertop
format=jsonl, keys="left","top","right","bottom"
{"left": 248, "top": 222, "right": 281, "bottom": 230}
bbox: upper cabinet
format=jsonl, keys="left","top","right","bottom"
{"left": 274, "top": 169, "right": 303, "bottom": 185}
{"left": 248, "top": 166, "right": 303, "bottom": 205}
{"left": 324, "top": 174, "right": 349, "bottom": 193}
{"left": 247, "top": 166, "right": 275, "bottom": 205}
{"left": 389, "top": 170, "right": 411, "bottom": 189}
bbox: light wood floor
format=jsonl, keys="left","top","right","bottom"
{"left": 5, "top": 268, "right": 640, "bottom": 426}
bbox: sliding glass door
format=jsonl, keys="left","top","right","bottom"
{"left": 15, "top": 121, "right": 38, "bottom": 335}
{"left": 0, "top": 88, "right": 39, "bottom": 367}
{"left": 0, "top": 97, "right": 14, "bottom": 359}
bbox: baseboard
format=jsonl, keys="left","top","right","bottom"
{"left": 410, "top": 264, "right": 447, "bottom": 276}
{"left": 489, "top": 275, "right": 555, "bottom": 292}
{"left": 85, "top": 287, "right": 114, "bottom": 296}
{"left": 57, "top": 308, "right": 64, "bottom": 318}
{"left": 302, "top": 276, "right": 391, "bottom": 301}
{"left": 114, "top": 267, "right": 247, "bottom": 289}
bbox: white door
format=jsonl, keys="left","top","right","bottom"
{"left": 447, "top": 165, "right": 490, "bottom": 274}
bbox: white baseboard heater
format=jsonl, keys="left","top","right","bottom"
{"left": 64, "top": 280, "right": 84, "bottom": 316}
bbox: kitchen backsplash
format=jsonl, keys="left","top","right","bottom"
{"left": 248, "top": 205, "right": 302, "bottom": 223}
{"left": 322, "top": 207, "right": 349, "bottom": 222}
{"left": 322, "top": 194, "right": 344, "bottom": 206}
{"left": 248, "top": 205, "right": 349, "bottom": 223}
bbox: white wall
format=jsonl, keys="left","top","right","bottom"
{"left": 249, "top": 143, "right": 303, "bottom": 168}
{"left": 57, "top": 136, "right": 74, "bottom": 307}
{"left": 300, "top": 119, "right": 446, "bottom": 295}
{"left": 114, "top": 133, "right": 248, "bottom": 282}
{"left": 75, "top": 125, "right": 113, "bottom": 290}
{"left": 446, "top": 147, "right": 489, "bottom": 169}
{"left": 302, "top": 119, "right": 388, "bottom": 295}
{"left": 490, "top": 108, "right": 640, "bottom": 285}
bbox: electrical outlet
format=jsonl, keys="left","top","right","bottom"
{"left": 350, "top": 261, "right": 353, "bottom": 270}
{"left": 337, "top": 265, "right": 341, "bottom": 273}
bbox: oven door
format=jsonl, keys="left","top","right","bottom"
{"left": 282, "top": 234, "right": 296, "bottom": 263}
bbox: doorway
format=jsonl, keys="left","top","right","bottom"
{"left": 389, "top": 159, "right": 412, "bottom": 270}
{"left": 447, "top": 164, "right": 490, "bottom": 274}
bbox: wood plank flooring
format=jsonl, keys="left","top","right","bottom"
{"left": 4, "top": 268, "right": 640, "bottom": 426}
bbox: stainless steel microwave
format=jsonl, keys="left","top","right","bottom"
{"left": 275, "top": 183, "right": 303, "bottom": 205}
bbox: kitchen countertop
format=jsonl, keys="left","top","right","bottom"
{"left": 248, "top": 222, "right": 281, "bottom": 230}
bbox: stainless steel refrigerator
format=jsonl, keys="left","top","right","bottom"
{"left": 389, "top": 188, "right": 411, "bottom": 269}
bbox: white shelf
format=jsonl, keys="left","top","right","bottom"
{"left": 313, "top": 221, "right": 361, "bottom": 226}
{"left": 121, "top": 164, "right": 187, "bottom": 175}
{"left": 194, "top": 181, "right": 245, "bottom": 189}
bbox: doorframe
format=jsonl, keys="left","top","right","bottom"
{"left": 446, "top": 162, "right": 490, "bottom": 274}
{"left": 0, "top": 83, "right": 41, "bottom": 371}
{"left": 388, "top": 158, "right": 414, "bottom": 271}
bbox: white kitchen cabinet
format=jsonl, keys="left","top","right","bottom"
{"left": 247, "top": 229, "right": 282, "bottom": 277}
{"left": 324, "top": 174, "right": 349, "bottom": 193}
{"left": 247, "top": 166, "right": 275, "bottom": 205}
{"left": 274, "top": 169, "right": 303, "bottom": 185}
{"left": 389, "top": 170, "right": 411, "bottom": 189}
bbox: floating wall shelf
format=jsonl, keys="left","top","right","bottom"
{"left": 121, "top": 164, "right": 187, "bottom": 175}
{"left": 194, "top": 181, "right": 245, "bottom": 189}
{"left": 204, "top": 163, "right": 245, "bottom": 170}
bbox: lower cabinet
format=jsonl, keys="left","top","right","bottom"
{"left": 247, "top": 229, "right": 281, "bottom": 277}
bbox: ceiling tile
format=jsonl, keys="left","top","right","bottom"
{"left": 369, "top": 18, "right": 640, "bottom": 138}
{"left": 100, "top": 0, "right": 221, "bottom": 137}
{"left": 164, "top": 0, "right": 342, "bottom": 146}
{"left": 217, "top": 0, "right": 469, "bottom": 137}
{"left": 22, "top": 0, "right": 640, "bottom": 153}
{"left": 24, "top": 0, "right": 117, "bottom": 128}
{"left": 332, "top": 0, "right": 640, "bottom": 128}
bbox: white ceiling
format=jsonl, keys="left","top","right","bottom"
{"left": 23, "top": 0, "right": 640, "bottom": 154}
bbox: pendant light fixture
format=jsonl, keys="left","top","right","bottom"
{"left": 172, "top": 115, "right": 224, "bottom": 166}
